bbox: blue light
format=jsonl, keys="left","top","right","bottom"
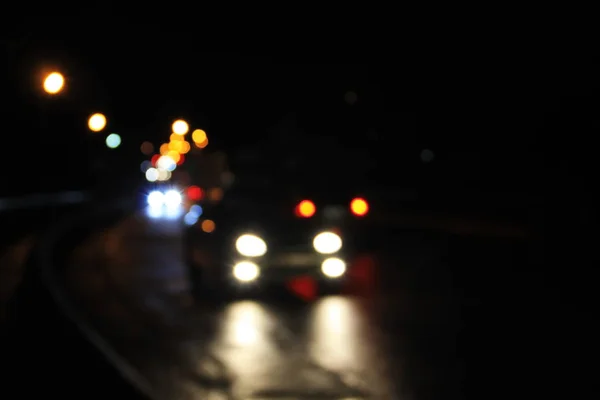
{"left": 184, "top": 212, "right": 199, "bottom": 226}
{"left": 189, "top": 204, "right": 203, "bottom": 217}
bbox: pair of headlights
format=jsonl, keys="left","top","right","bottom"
{"left": 235, "top": 231, "right": 342, "bottom": 257}
{"left": 233, "top": 256, "right": 346, "bottom": 282}
{"left": 147, "top": 190, "right": 182, "bottom": 208}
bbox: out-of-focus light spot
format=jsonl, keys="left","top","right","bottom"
{"left": 167, "top": 150, "right": 181, "bottom": 164}
{"left": 192, "top": 129, "right": 207, "bottom": 143}
{"left": 296, "top": 200, "right": 316, "bottom": 218}
{"left": 221, "top": 171, "right": 235, "bottom": 187}
{"left": 420, "top": 149, "right": 434, "bottom": 163}
{"left": 157, "top": 168, "right": 171, "bottom": 181}
{"left": 168, "top": 141, "right": 179, "bottom": 151}
{"left": 176, "top": 153, "right": 185, "bottom": 165}
{"left": 180, "top": 141, "right": 191, "bottom": 154}
{"left": 208, "top": 187, "right": 223, "bottom": 202}
{"left": 321, "top": 257, "right": 346, "bottom": 278}
{"left": 146, "top": 205, "right": 163, "bottom": 219}
{"left": 145, "top": 167, "right": 159, "bottom": 182}
{"left": 43, "top": 72, "right": 64, "bottom": 94}
{"left": 160, "top": 143, "right": 170, "bottom": 155}
{"left": 105, "top": 133, "right": 121, "bottom": 149}
{"left": 344, "top": 91, "right": 357, "bottom": 105}
{"left": 150, "top": 154, "right": 160, "bottom": 166}
{"left": 201, "top": 219, "right": 215, "bottom": 233}
{"left": 140, "top": 160, "right": 151, "bottom": 172}
{"left": 140, "top": 141, "right": 154, "bottom": 155}
{"left": 147, "top": 191, "right": 164, "bottom": 207}
{"left": 164, "top": 205, "right": 183, "bottom": 219}
{"left": 350, "top": 197, "right": 369, "bottom": 216}
{"left": 184, "top": 212, "right": 199, "bottom": 226}
{"left": 189, "top": 204, "right": 202, "bottom": 216}
{"left": 88, "top": 113, "right": 107, "bottom": 132}
{"left": 187, "top": 185, "right": 203, "bottom": 201}
{"left": 170, "top": 133, "right": 184, "bottom": 142}
{"left": 164, "top": 190, "right": 182, "bottom": 208}
{"left": 195, "top": 138, "right": 208, "bottom": 148}
{"left": 172, "top": 119, "right": 189, "bottom": 135}
{"left": 157, "top": 155, "right": 176, "bottom": 171}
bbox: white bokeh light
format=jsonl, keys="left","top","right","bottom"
{"left": 147, "top": 191, "right": 164, "bottom": 207}
{"left": 164, "top": 190, "right": 182, "bottom": 208}
{"left": 145, "top": 168, "right": 159, "bottom": 182}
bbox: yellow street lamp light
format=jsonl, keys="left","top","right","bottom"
{"left": 43, "top": 72, "right": 65, "bottom": 94}
{"left": 172, "top": 119, "right": 189, "bottom": 135}
{"left": 192, "top": 129, "right": 207, "bottom": 143}
{"left": 88, "top": 113, "right": 107, "bottom": 132}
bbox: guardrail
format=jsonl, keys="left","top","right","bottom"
{"left": 2, "top": 197, "right": 160, "bottom": 399}
{"left": 0, "top": 191, "right": 89, "bottom": 212}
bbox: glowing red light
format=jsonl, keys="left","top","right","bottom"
{"left": 350, "top": 197, "right": 369, "bottom": 216}
{"left": 187, "top": 185, "right": 203, "bottom": 201}
{"left": 176, "top": 154, "right": 185, "bottom": 165}
{"left": 150, "top": 154, "right": 160, "bottom": 166}
{"left": 295, "top": 200, "right": 316, "bottom": 218}
{"left": 286, "top": 275, "right": 317, "bottom": 301}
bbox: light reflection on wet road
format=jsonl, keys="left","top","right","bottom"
{"left": 66, "top": 205, "right": 457, "bottom": 399}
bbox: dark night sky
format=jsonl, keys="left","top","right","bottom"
{"left": 2, "top": 24, "right": 599, "bottom": 208}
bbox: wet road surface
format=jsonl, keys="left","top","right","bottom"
{"left": 0, "top": 193, "right": 90, "bottom": 321}
{"left": 0, "top": 236, "right": 34, "bottom": 321}
{"left": 65, "top": 205, "right": 463, "bottom": 399}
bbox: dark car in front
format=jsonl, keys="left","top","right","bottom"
{"left": 183, "top": 187, "right": 370, "bottom": 298}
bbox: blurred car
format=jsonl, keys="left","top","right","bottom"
{"left": 182, "top": 188, "right": 370, "bottom": 298}
{"left": 146, "top": 187, "right": 183, "bottom": 209}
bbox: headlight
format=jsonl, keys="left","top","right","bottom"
{"left": 233, "top": 261, "right": 260, "bottom": 282}
{"left": 164, "top": 190, "right": 182, "bottom": 208}
{"left": 321, "top": 257, "right": 346, "bottom": 278}
{"left": 313, "top": 231, "right": 342, "bottom": 254}
{"left": 147, "top": 190, "right": 164, "bottom": 207}
{"left": 235, "top": 234, "right": 267, "bottom": 257}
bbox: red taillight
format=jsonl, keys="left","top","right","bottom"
{"left": 295, "top": 200, "right": 316, "bottom": 218}
{"left": 187, "top": 185, "right": 203, "bottom": 201}
{"left": 350, "top": 197, "right": 369, "bottom": 216}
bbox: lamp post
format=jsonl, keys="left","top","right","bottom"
{"left": 41, "top": 71, "right": 66, "bottom": 221}
{"left": 42, "top": 72, "right": 65, "bottom": 95}
{"left": 85, "top": 112, "right": 109, "bottom": 195}
{"left": 87, "top": 113, "right": 107, "bottom": 132}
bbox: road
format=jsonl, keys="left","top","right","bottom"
{"left": 63, "top": 204, "right": 471, "bottom": 400}
{"left": 0, "top": 234, "right": 34, "bottom": 321}
{"left": 0, "top": 192, "right": 88, "bottom": 321}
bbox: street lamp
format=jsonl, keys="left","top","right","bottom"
{"left": 43, "top": 72, "right": 64, "bottom": 94}
{"left": 172, "top": 119, "right": 189, "bottom": 135}
{"left": 88, "top": 113, "right": 107, "bottom": 132}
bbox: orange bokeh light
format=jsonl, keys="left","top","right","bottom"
{"left": 201, "top": 219, "right": 215, "bottom": 233}
{"left": 296, "top": 200, "right": 316, "bottom": 218}
{"left": 350, "top": 197, "right": 369, "bottom": 216}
